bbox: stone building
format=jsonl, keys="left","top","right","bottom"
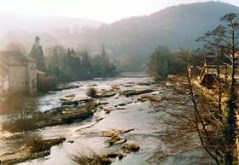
{"left": 0, "top": 51, "right": 37, "bottom": 95}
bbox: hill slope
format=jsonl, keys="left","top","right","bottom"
{"left": 79, "top": 1, "right": 239, "bottom": 56}
{"left": 2, "top": 1, "right": 239, "bottom": 70}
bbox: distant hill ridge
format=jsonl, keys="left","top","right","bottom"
{"left": 84, "top": 1, "right": 239, "bottom": 53}
{"left": 2, "top": 1, "right": 239, "bottom": 70}
{"left": 74, "top": 1, "right": 239, "bottom": 70}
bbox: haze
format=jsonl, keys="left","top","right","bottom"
{"left": 0, "top": 0, "right": 238, "bottom": 23}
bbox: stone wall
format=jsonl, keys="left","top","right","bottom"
{"left": 8, "top": 65, "right": 28, "bottom": 94}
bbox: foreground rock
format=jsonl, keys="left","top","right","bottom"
{"left": 2, "top": 102, "right": 96, "bottom": 133}
{"left": 122, "top": 143, "right": 140, "bottom": 152}
{"left": 59, "top": 94, "right": 76, "bottom": 102}
{"left": 71, "top": 127, "right": 139, "bottom": 165}
{"left": 102, "top": 129, "right": 134, "bottom": 137}
{"left": 60, "top": 97, "right": 94, "bottom": 107}
{"left": 96, "top": 91, "right": 117, "bottom": 98}
{"left": 0, "top": 137, "right": 65, "bottom": 164}
{"left": 138, "top": 94, "right": 164, "bottom": 102}
{"left": 71, "top": 128, "right": 139, "bottom": 164}
{"left": 102, "top": 129, "right": 135, "bottom": 147}
{"left": 121, "top": 89, "right": 154, "bottom": 97}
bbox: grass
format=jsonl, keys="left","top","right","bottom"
{"left": 71, "top": 152, "right": 112, "bottom": 165}
{"left": 2, "top": 117, "right": 38, "bottom": 132}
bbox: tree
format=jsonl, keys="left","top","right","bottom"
{"left": 29, "top": 36, "right": 46, "bottom": 71}
{"left": 162, "top": 58, "right": 169, "bottom": 78}
{"left": 45, "top": 45, "right": 117, "bottom": 81}
{"left": 92, "top": 45, "right": 118, "bottom": 77}
{"left": 179, "top": 49, "right": 222, "bottom": 165}
{"left": 48, "top": 53, "right": 60, "bottom": 77}
{"left": 81, "top": 50, "right": 92, "bottom": 79}
{"left": 147, "top": 46, "right": 184, "bottom": 79}
{"left": 47, "top": 45, "right": 65, "bottom": 78}
{"left": 197, "top": 13, "right": 239, "bottom": 165}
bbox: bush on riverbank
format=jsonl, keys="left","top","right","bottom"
{"left": 2, "top": 117, "right": 39, "bottom": 132}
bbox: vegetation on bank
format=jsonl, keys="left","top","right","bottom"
{"left": 146, "top": 46, "right": 203, "bottom": 79}
{"left": 46, "top": 46, "right": 118, "bottom": 82}
{"left": 148, "top": 13, "right": 239, "bottom": 165}
{"left": 29, "top": 37, "right": 118, "bottom": 80}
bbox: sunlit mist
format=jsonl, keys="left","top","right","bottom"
{"left": 0, "top": 0, "right": 238, "bottom": 23}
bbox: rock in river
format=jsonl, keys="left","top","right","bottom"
{"left": 121, "top": 88, "right": 154, "bottom": 97}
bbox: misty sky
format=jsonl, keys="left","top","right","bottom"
{"left": 0, "top": 0, "right": 239, "bottom": 23}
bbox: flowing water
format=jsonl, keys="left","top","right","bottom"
{"left": 0, "top": 76, "right": 214, "bottom": 165}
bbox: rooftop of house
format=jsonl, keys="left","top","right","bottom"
{"left": 36, "top": 69, "right": 46, "bottom": 75}
{"left": 0, "top": 51, "right": 35, "bottom": 66}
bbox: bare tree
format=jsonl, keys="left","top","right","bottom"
{"left": 150, "top": 48, "right": 234, "bottom": 165}
{"left": 180, "top": 49, "right": 222, "bottom": 164}
{"left": 197, "top": 13, "right": 239, "bottom": 165}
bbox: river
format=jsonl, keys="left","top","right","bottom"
{"left": 0, "top": 76, "right": 214, "bottom": 165}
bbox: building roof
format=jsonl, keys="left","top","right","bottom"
{"left": 0, "top": 51, "right": 35, "bottom": 66}
{"left": 36, "top": 69, "right": 46, "bottom": 75}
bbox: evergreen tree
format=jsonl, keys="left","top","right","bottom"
{"left": 81, "top": 50, "right": 92, "bottom": 79}
{"left": 29, "top": 36, "right": 46, "bottom": 71}
{"left": 162, "top": 58, "right": 169, "bottom": 78}
{"left": 48, "top": 54, "right": 60, "bottom": 77}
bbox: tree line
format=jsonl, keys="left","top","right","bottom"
{"left": 46, "top": 45, "right": 117, "bottom": 81}
{"left": 146, "top": 45, "right": 203, "bottom": 79}
{"left": 29, "top": 38, "right": 118, "bottom": 82}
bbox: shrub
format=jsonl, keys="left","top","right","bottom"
{"left": 87, "top": 88, "right": 97, "bottom": 98}
{"left": 71, "top": 152, "right": 111, "bottom": 165}
{"left": 2, "top": 118, "right": 37, "bottom": 132}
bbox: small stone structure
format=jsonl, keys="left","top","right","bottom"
{"left": 199, "top": 56, "right": 227, "bottom": 89}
